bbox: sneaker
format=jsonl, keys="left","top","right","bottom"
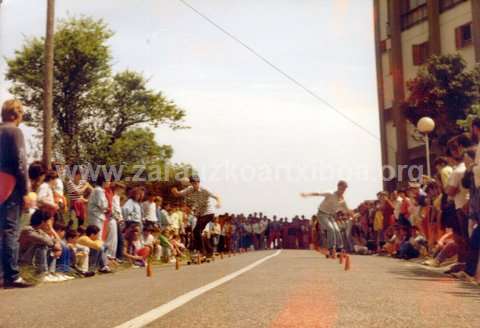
{"left": 3, "top": 277, "right": 34, "bottom": 289}
{"left": 54, "top": 273, "right": 69, "bottom": 282}
{"left": 422, "top": 259, "right": 440, "bottom": 267}
{"left": 58, "top": 273, "right": 75, "bottom": 281}
{"left": 42, "top": 274, "right": 60, "bottom": 283}
{"left": 99, "top": 266, "right": 113, "bottom": 274}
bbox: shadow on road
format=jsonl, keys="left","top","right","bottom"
{"left": 388, "top": 264, "right": 480, "bottom": 302}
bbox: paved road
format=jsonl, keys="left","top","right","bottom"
{"left": 1, "top": 250, "right": 479, "bottom": 328}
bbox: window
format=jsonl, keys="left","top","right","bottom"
{"left": 401, "top": 0, "right": 427, "bottom": 14}
{"left": 455, "top": 23, "right": 472, "bottom": 49}
{"left": 380, "top": 40, "right": 388, "bottom": 53}
{"left": 401, "top": 3, "right": 428, "bottom": 31}
{"left": 409, "top": 0, "right": 427, "bottom": 9}
{"left": 440, "top": 0, "right": 467, "bottom": 13}
{"left": 412, "top": 42, "right": 429, "bottom": 66}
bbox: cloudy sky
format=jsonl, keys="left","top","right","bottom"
{"left": 0, "top": 0, "right": 382, "bottom": 218}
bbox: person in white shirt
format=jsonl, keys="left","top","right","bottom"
{"left": 109, "top": 183, "right": 125, "bottom": 260}
{"left": 471, "top": 118, "right": 480, "bottom": 165}
{"left": 37, "top": 171, "right": 59, "bottom": 214}
{"left": 301, "top": 180, "right": 351, "bottom": 257}
{"left": 142, "top": 193, "right": 158, "bottom": 224}
{"left": 445, "top": 139, "right": 470, "bottom": 266}
{"left": 203, "top": 216, "right": 221, "bottom": 255}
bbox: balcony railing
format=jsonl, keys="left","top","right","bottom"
{"left": 401, "top": 4, "right": 428, "bottom": 31}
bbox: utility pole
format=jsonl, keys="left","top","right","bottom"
{"left": 43, "top": 0, "right": 55, "bottom": 169}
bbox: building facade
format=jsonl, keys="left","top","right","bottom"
{"left": 374, "top": 0, "right": 480, "bottom": 190}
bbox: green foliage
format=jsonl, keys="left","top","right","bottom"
{"left": 402, "top": 54, "right": 480, "bottom": 145}
{"left": 458, "top": 104, "right": 480, "bottom": 131}
{"left": 5, "top": 16, "right": 186, "bottom": 164}
{"left": 6, "top": 16, "right": 113, "bottom": 161}
{"left": 106, "top": 128, "right": 173, "bottom": 175}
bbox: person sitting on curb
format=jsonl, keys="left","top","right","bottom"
{"left": 19, "top": 209, "right": 66, "bottom": 283}
{"left": 77, "top": 225, "right": 112, "bottom": 274}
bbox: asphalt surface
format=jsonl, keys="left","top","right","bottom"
{"left": 1, "top": 250, "right": 479, "bottom": 328}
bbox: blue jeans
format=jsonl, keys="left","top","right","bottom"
{"left": 0, "top": 192, "right": 22, "bottom": 282}
{"left": 56, "top": 244, "right": 73, "bottom": 273}
{"left": 20, "top": 244, "right": 56, "bottom": 274}
{"left": 88, "top": 246, "right": 108, "bottom": 271}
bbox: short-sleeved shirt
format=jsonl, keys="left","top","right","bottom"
{"left": 318, "top": 192, "right": 349, "bottom": 215}
{"left": 439, "top": 166, "right": 453, "bottom": 189}
{"left": 180, "top": 186, "right": 215, "bottom": 217}
{"left": 37, "top": 182, "right": 55, "bottom": 206}
{"left": 447, "top": 162, "right": 469, "bottom": 210}
{"left": 66, "top": 179, "right": 86, "bottom": 201}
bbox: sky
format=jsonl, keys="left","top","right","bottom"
{"left": 0, "top": 0, "right": 382, "bottom": 218}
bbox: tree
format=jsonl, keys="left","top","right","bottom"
{"left": 81, "top": 70, "right": 186, "bottom": 164}
{"left": 402, "top": 54, "right": 480, "bottom": 145}
{"left": 104, "top": 128, "right": 173, "bottom": 175}
{"left": 6, "top": 16, "right": 186, "bottom": 164}
{"left": 6, "top": 17, "right": 113, "bottom": 162}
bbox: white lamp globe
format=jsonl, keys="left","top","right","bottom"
{"left": 417, "top": 117, "right": 435, "bottom": 133}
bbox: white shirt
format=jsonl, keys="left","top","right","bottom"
{"left": 37, "top": 182, "right": 55, "bottom": 206}
{"left": 142, "top": 234, "right": 155, "bottom": 247}
{"left": 447, "top": 162, "right": 469, "bottom": 209}
{"left": 242, "top": 223, "right": 253, "bottom": 233}
{"left": 203, "top": 222, "right": 221, "bottom": 238}
{"left": 142, "top": 201, "right": 157, "bottom": 222}
{"left": 112, "top": 194, "right": 123, "bottom": 221}
{"left": 393, "top": 196, "right": 403, "bottom": 220}
{"left": 318, "top": 192, "right": 349, "bottom": 215}
{"left": 53, "top": 178, "right": 64, "bottom": 197}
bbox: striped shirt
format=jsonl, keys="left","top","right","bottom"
{"left": 66, "top": 179, "right": 86, "bottom": 201}
{"left": 180, "top": 186, "right": 215, "bottom": 217}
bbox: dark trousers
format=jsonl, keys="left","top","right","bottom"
{"left": 454, "top": 209, "right": 469, "bottom": 263}
{"left": 0, "top": 193, "right": 22, "bottom": 283}
{"left": 193, "top": 214, "right": 214, "bottom": 254}
{"left": 116, "top": 221, "right": 125, "bottom": 260}
{"left": 466, "top": 225, "right": 480, "bottom": 276}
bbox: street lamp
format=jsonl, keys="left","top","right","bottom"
{"left": 417, "top": 117, "right": 435, "bottom": 177}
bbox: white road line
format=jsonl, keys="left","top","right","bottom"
{"left": 113, "top": 250, "right": 282, "bottom": 328}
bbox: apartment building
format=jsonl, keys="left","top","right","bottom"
{"left": 374, "top": 0, "right": 480, "bottom": 189}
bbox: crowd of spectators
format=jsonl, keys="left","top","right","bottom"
{"left": 308, "top": 126, "right": 480, "bottom": 284}
{"left": 2, "top": 99, "right": 480, "bottom": 289}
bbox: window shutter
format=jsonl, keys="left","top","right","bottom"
{"left": 455, "top": 26, "right": 463, "bottom": 49}
{"left": 380, "top": 40, "right": 387, "bottom": 53}
{"left": 412, "top": 44, "right": 420, "bottom": 65}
